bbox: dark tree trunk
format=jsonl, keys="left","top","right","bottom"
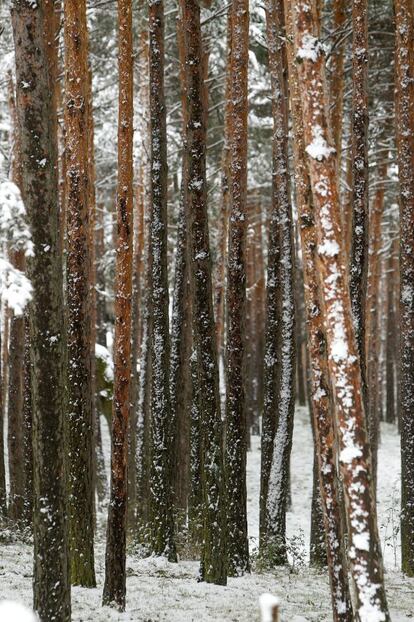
{"left": 350, "top": 0, "right": 369, "bottom": 416}
{"left": 182, "top": 0, "right": 227, "bottom": 585}
{"left": 395, "top": 0, "right": 414, "bottom": 578}
{"left": 7, "top": 305, "right": 25, "bottom": 523}
{"left": 148, "top": 0, "right": 176, "bottom": 561}
{"left": 170, "top": 8, "right": 192, "bottom": 534}
{"left": 0, "top": 309, "right": 6, "bottom": 516}
{"left": 260, "top": 0, "right": 296, "bottom": 566}
{"left": 23, "top": 316, "right": 33, "bottom": 528}
{"left": 11, "top": 1, "right": 71, "bottom": 618}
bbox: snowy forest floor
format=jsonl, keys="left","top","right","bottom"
{"left": 1, "top": 406, "right": 413, "bottom": 621}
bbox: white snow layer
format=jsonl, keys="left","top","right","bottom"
{"left": 259, "top": 593, "right": 280, "bottom": 622}
{"left": 0, "top": 601, "right": 37, "bottom": 622}
{"left": 0, "top": 408, "right": 411, "bottom": 620}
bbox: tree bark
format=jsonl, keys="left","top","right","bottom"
{"left": 283, "top": 3, "right": 352, "bottom": 617}
{"left": 293, "top": 2, "right": 390, "bottom": 618}
{"left": 395, "top": 0, "right": 414, "bottom": 578}
{"left": 102, "top": 0, "right": 134, "bottom": 609}
{"left": 11, "top": 1, "right": 71, "bottom": 618}
{"left": 182, "top": 0, "right": 227, "bottom": 585}
{"left": 64, "top": 0, "right": 96, "bottom": 587}
{"left": 350, "top": 0, "right": 369, "bottom": 416}
{"left": 225, "top": 0, "right": 250, "bottom": 576}
{"left": 260, "top": 0, "right": 296, "bottom": 566}
{"left": 148, "top": 0, "right": 176, "bottom": 561}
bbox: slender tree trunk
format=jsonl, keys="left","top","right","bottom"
{"left": 395, "top": 0, "right": 414, "bottom": 578}
{"left": 350, "top": 0, "right": 369, "bottom": 416}
{"left": 385, "top": 243, "right": 396, "bottom": 424}
{"left": 148, "top": 0, "right": 176, "bottom": 561}
{"left": 182, "top": 0, "right": 227, "bottom": 585}
{"left": 170, "top": 7, "right": 192, "bottom": 533}
{"left": 225, "top": 0, "right": 250, "bottom": 576}
{"left": 22, "top": 317, "right": 33, "bottom": 528}
{"left": 293, "top": 2, "right": 390, "bottom": 618}
{"left": 0, "top": 307, "right": 6, "bottom": 516}
{"left": 329, "top": 0, "right": 346, "bottom": 169}
{"left": 11, "top": 2, "right": 71, "bottom": 618}
{"left": 7, "top": 271, "right": 25, "bottom": 524}
{"left": 215, "top": 8, "right": 232, "bottom": 361}
{"left": 102, "top": 0, "right": 134, "bottom": 609}
{"left": 260, "top": 0, "right": 296, "bottom": 566}
{"left": 7, "top": 74, "right": 26, "bottom": 526}
{"left": 366, "top": 158, "right": 387, "bottom": 490}
{"left": 64, "top": 0, "right": 96, "bottom": 587}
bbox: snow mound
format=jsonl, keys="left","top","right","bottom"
{"left": 259, "top": 593, "right": 280, "bottom": 622}
{"left": 0, "top": 601, "right": 37, "bottom": 622}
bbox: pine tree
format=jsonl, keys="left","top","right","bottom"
{"left": 395, "top": 0, "right": 414, "bottom": 578}
{"left": 293, "top": 1, "right": 389, "bottom": 618}
{"left": 182, "top": 0, "right": 227, "bottom": 585}
{"left": 148, "top": 0, "right": 176, "bottom": 561}
{"left": 350, "top": 0, "right": 369, "bottom": 429}
{"left": 63, "top": 0, "right": 96, "bottom": 587}
{"left": 225, "top": 0, "right": 250, "bottom": 576}
{"left": 11, "top": 1, "right": 71, "bottom": 618}
{"left": 260, "top": 0, "right": 296, "bottom": 566}
{"left": 6, "top": 74, "right": 25, "bottom": 525}
{"left": 102, "top": 0, "right": 134, "bottom": 609}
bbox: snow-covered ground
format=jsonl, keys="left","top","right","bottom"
{"left": 0, "top": 407, "right": 413, "bottom": 621}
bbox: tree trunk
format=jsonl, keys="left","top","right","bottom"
{"left": 293, "top": 2, "right": 390, "bottom": 618}
{"left": 395, "top": 0, "right": 414, "bottom": 578}
{"left": 7, "top": 270, "right": 25, "bottom": 524}
{"left": 23, "top": 317, "right": 33, "bottom": 528}
{"left": 365, "top": 157, "right": 387, "bottom": 490}
{"left": 11, "top": 2, "right": 71, "bottom": 618}
{"left": 147, "top": 0, "right": 176, "bottom": 561}
{"left": 350, "top": 0, "right": 369, "bottom": 416}
{"left": 64, "top": 0, "right": 96, "bottom": 587}
{"left": 283, "top": 2, "right": 352, "bottom": 617}
{"left": 0, "top": 306, "right": 6, "bottom": 517}
{"left": 182, "top": 0, "right": 227, "bottom": 585}
{"left": 225, "top": 0, "right": 250, "bottom": 576}
{"left": 170, "top": 7, "right": 192, "bottom": 534}
{"left": 102, "top": 0, "right": 134, "bottom": 609}
{"left": 6, "top": 73, "right": 26, "bottom": 526}
{"left": 260, "top": 0, "right": 296, "bottom": 566}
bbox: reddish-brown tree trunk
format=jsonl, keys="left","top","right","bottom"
{"left": 102, "top": 0, "right": 134, "bottom": 609}
{"left": 293, "top": 2, "right": 389, "bottom": 618}
{"left": 64, "top": 0, "right": 96, "bottom": 587}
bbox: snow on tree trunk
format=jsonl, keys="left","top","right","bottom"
{"left": 148, "top": 0, "right": 177, "bottom": 562}
{"left": 63, "top": 0, "right": 96, "bottom": 587}
{"left": 283, "top": 2, "right": 352, "bottom": 617}
{"left": 6, "top": 76, "right": 26, "bottom": 526}
{"left": 293, "top": 1, "right": 390, "bottom": 619}
{"left": 225, "top": 0, "right": 250, "bottom": 577}
{"left": 102, "top": 0, "right": 134, "bottom": 610}
{"left": 366, "top": 155, "right": 387, "bottom": 490}
{"left": 260, "top": 0, "right": 296, "bottom": 567}
{"left": 170, "top": 7, "right": 192, "bottom": 533}
{"left": 350, "top": 0, "right": 369, "bottom": 436}
{"left": 11, "top": 1, "right": 71, "bottom": 618}
{"left": 182, "top": 0, "right": 227, "bottom": 585}
{"left": 0, "top": 306, "right": 6, "bottom": 516}
{"left": 395, "top": 0, "right": 414, "bottom": 578}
